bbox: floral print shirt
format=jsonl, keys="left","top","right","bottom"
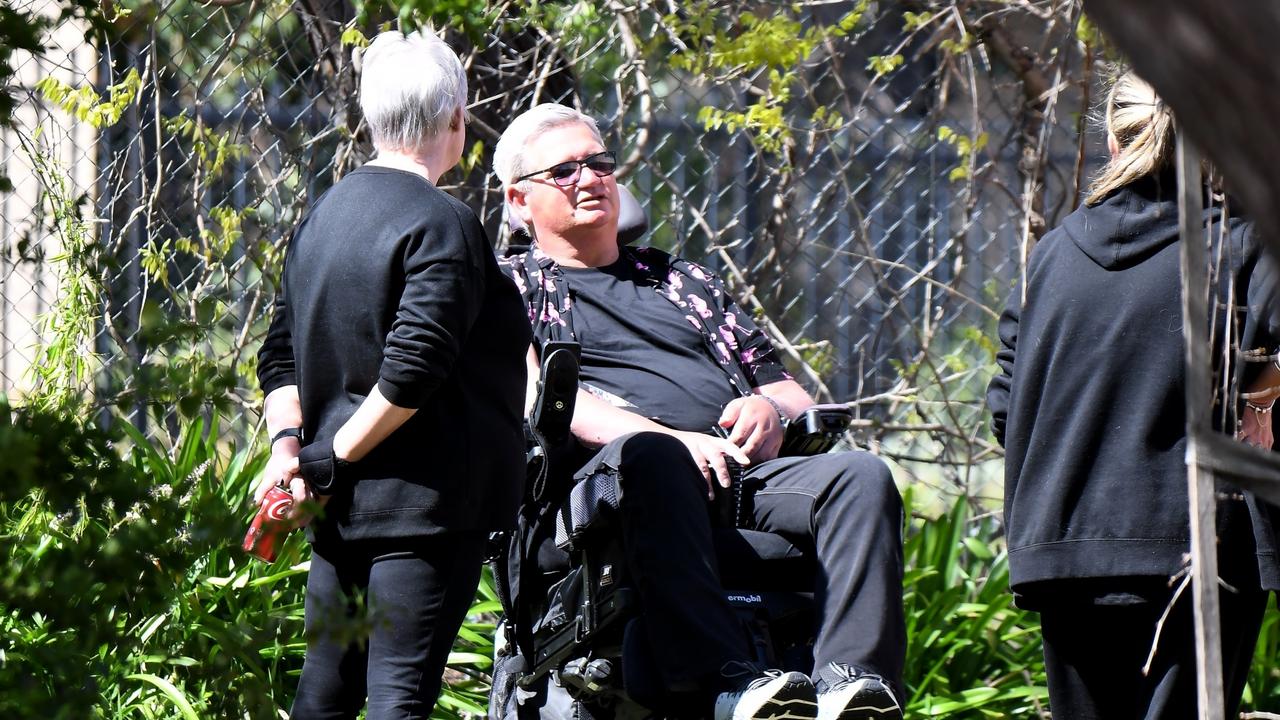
{"left": 498, "top": 244, "right": 792, "bottom": 397}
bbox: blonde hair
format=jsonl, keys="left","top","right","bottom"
{"left": 1085, "top": 71, "right": 1176, "bottom": 205}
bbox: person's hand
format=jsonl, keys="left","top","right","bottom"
{"left": 718, "top": 395, "right": 785, "bottom": 463}
{"left": 255, "top": 438, "right": 301, "bottom": 505}
{"left": 290, "top": 482, "right": 330, "bottom": 528}
{"left": 254, "top": 438, "right": 329, "bottom": 526}
{"left": 673, "top": 430, "right": 750, "bottom": 500}
{"left": 1239, "top": 402, "right": 1274, "bottom": 450}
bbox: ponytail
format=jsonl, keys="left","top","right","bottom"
{"left": 1085, "top": 71, "right": 1176, "bottom": 206}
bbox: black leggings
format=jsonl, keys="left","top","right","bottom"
{"left": 1039, "top": 584, "right": 1269, "bottom": 720}
{"left": 290, "top": 532, "right": 487, "bottom": 720}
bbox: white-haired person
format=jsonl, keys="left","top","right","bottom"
{"left": 256, "top": 29, "right": 529, "bottom": 718}
{"left": 493, "top": 103, "right": 906, "bottom": 720}
{"left": 988, "top": 69, "right": 1280, "bottom": 719}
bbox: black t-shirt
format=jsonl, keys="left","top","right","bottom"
{"left": 560, "top": 259, "right": 739, "bottom": 432}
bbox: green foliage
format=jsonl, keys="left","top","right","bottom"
{"left": 902, "top": 489, "right": 1049, "bottom": 716}
{"left": 669, "top": 1, "right": 870, "bottom": 155}
{"left": 1244, "top": 593, "right": 1280, "bottom": 710}
{"left": 163, "top": 114, "right": 249, "bottom": 178}
{"left": 937, "top": 125, "right": 989, "bottom": 182}
{"left": 697, "top": 85, "right": 792, "bottom": 155}
{"left": 353, "top": 0, "right": 494, "bottom": 41}
{"left": 32, "top": 62, "right": 277, "bottom": 421}
{"left": 902, "top": 10, "right": 937, "bottom": 32}
{"left": 0, "top": 0, "right": 103, "bottom": 191}
{"left": 17, "top": 131, "right": 104, "bottom": 410}
{"left": 0, "top": 402, "right": 510, "bottom": 717}
{"left": 866, "top": 53, "right": 904, "bottom": 77}
{"left": 35, "top": 69, "right": 141, "bottom": 129}
{"left": 0, "top": 403, "right": 299, "bottom": 717}
{"left": 1075, "top": 13, "right": 1105, "bottom": 48}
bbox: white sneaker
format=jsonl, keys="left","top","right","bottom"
{"left": 815, "top": 664, "right": 902, "bottom": 720}
{"left": 714, "top": 669, "right": 818, "bottom": 720}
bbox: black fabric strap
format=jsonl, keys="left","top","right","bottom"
{"left": 270, "top": 426, "right": 303, "bottom": 445}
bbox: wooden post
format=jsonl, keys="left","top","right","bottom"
{"left": 1176, "top": 133, "right": 1225, "bottom": 720}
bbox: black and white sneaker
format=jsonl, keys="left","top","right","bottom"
{"left": 814, "top": 663, "right": 902, "bottom": 720}
{"left": 713, "top": 667, "right": 818, "bottom": 720}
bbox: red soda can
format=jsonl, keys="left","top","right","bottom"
{"left": 243, "top": 483, "right": 294, "bottom": 562}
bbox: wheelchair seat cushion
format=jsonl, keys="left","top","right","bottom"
{"left": 713, "top": 528, "right": 815, "bottom": 591}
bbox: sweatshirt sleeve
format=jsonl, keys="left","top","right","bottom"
{"left": 257, "top": 261, "right": 297, "bottom": 395}
{"left": 987, "top": 282, "right": 1021, "bottom": 447}
{"left": 1244, "top": 223, "right": 1280, "bottom": 350}
{"left": 376, "top": 204, "right": 486, "bottom": 409}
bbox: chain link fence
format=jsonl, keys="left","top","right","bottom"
{"left": 2, "top": 0, "right": 1102, "bottom": 496}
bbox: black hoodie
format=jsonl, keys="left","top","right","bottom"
{"left": 987, "top": 175, "right": 1280, "bottom": 597}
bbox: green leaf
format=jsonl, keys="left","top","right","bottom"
{"left": 962, "top": 536, "right": 995, "bottom": 561}
{"left": 126, "top": 674, "right": 201, "bottom": 720}
{"left": 867, "top": 54, "right": 904, "bottom": 76}
{"left": 340, "top": 25, "right": 369, "bottom": 47}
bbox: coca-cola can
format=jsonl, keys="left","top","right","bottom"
{"left": 242, "top": 484, "right": 294, "bottom": 562}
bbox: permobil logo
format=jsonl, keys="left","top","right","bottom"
{"left": 725, "top": 594, "right": 763, "bottom": 604}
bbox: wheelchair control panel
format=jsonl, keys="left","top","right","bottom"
{"left": 778, "top": 403, "right": 854, "bottom": 457}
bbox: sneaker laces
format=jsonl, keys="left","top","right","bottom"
{"left": 720, "top": 660, "right": 789, "bottom": 692}
{"left": 720, "top": 660, "right": 764, "bottom": 683}
{"left": 821, "top": 662, "right": 890, "bottom": 693}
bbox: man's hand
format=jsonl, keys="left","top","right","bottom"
{"left": 718, "top": 395, "right": 786, "bottom": 463}
{"left": 673, "top": 430, "right": 751, "bottom": 500}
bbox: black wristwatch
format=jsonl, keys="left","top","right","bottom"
{"left": 271, "top": 427, "right": 304, "bottom": 446}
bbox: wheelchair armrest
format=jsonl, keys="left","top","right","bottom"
{"left": 530, "top": 342, "right": 580, "bottom": 447}
{"left": 778, "top": 403, "right": 853, "bottom": 457}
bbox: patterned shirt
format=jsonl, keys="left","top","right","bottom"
{"left": 498, "top": 244, "right": 792, "bottom": 397}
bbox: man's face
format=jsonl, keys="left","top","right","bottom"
{"left": 510, "top": 122, "right": 619, "bottom": 244}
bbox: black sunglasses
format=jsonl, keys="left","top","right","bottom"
{"left": 515, "top": 150, "right": 617, "bottom": 187}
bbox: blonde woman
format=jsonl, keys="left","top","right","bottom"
{"left": 987, "top": 70, "right": 1280, "bottom": 719}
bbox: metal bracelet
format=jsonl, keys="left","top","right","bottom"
{"left": 758, "top": 394, "right": 788, "bottom": 424}
{"left": 1246, "top": 399, "right": 1275, "bottom": 414}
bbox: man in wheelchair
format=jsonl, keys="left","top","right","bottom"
{"left": 490, "top": 103, "right": 906, "bottom": 720}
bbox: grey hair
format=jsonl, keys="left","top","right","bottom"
{"left": 493, "top": 103, "right": 604, "bottom": 188}
{"left": 359, "top": 29, "right": 467, "bottom": 152}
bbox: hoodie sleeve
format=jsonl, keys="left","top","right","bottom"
{"left": 1244, "top": 222, "right": 1280, "bottom": 350}
{"left": 987, "top": 281, "right": 1021, "bottom": 447}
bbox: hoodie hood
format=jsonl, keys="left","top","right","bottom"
{"left": 1062, "top": 173, "right": 1188, "bottom": 270}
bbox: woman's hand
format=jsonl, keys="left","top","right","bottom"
{"left": 253, "top": 438, "right": 327, "bottom": 525}
{"left": 673, "top": 430, "right": 751, "bottom": 500}
{"left": 1239, "top": 402, "right": 1275, "bottom": 450}
{"left": 255, "top": 438, "right": 301, "bottom": 504}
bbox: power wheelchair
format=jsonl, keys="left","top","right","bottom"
{"left": 488, "top": 341, "right": 854, "bottom": 720}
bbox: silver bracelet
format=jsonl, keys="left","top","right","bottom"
{"left": 758, "top": 395, "right": 789, "bottom": 424}
{"left": 1247, "top": 398, "right": 1276, "bottom": 414}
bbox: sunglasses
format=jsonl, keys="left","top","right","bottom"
{"left": 515, "top": 150, "right": 617, "bottom": 187}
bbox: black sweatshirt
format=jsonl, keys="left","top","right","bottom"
{"left": 987, "top": 175, "right": 1280, "bottom": 596}
{"left": 257, "top": 167, "right": 531, "bottom": 540}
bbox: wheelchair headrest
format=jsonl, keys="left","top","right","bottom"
{"left": 505, "top": 184, "right": 648, "bottom": 253}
